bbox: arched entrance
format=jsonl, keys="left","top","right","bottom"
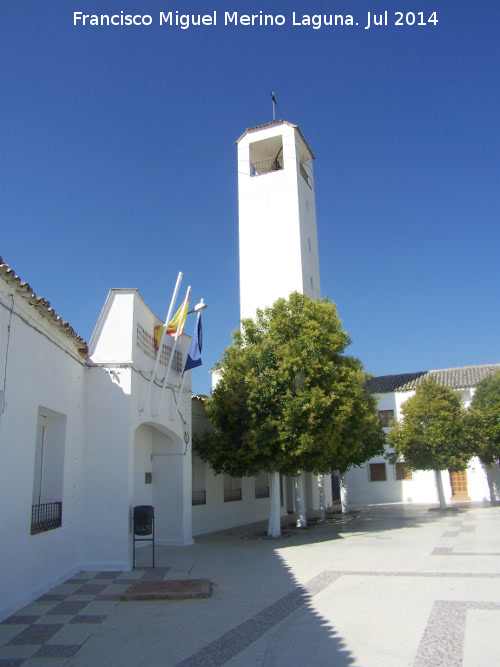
{"left": 133, "top": 422, "right": 192, "bottom": 546}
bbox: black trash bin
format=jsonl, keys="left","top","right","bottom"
{"left": 132, "top": 505, "right": 155, "bottom": 568}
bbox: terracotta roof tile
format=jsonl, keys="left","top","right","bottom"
{"left": 364, "top": 364, "right": 500, "bottom": 394}
{"left": 0, "top": 256, "right": 88, "bottom": 357}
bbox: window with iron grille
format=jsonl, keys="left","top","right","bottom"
{"left": 192, "top": 490, "right": 207, "bottom": 506}
{"left": 369, "top": 463, "right": 387, "bottom": 482}
{"left": 255, "top": 471, "right": 270, "bottom": 499}
{"left": 378, "top": 410, "right": 394, "bottom": 427}
{"left": 192, "top": 453, "right": 207, "bottom": 505}
{"left": 31, "top": 410, "right": 66, "bottom": 535}
{"left": 224, "top": 475, "right": 242, "bottom": 502}
{"left": 395, "top": 462, "right": 413, "bottom": 481}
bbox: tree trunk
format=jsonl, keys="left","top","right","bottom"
{"left": 267, "top": 471, "right": 281, "bottom": 538}
{"left": 435, "top": 469, "right": 447, "bottom": 509}
{"left": 294, "top": 472, "right": 307, "bottom": 528}
{"left": 484, "top": 464, "right": 499, "bottom": 502}
{"left": 318, "top": 474, "right": 326, "bottom": 521}
{"left": 340, "top": 472, "right": 349, "bottom": 514}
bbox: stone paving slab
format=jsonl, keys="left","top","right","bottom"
{"left": 121, "top": 579, "right": 212, "bottom": 601}
{"left": 1, "top": 503, "right": 500, "bottom": 666}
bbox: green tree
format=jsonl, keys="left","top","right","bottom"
{"left": 332, "top": 385, "right": 386, "bottom": 513}
{"left": 469, "top": 370, "right": 500, "bottom": 466}
{"left": 194, "top": 292, "right": 384, "bottom": 536}
{"left": 387, "top": 378, "right": 475, "bottom": 508}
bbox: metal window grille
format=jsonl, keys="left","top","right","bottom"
{"left": 224, "top": 488, "right": 242, "bottom": 502}
{"left": 31, "top": 502, "right": 62, "bottom": 535}
{"left": 192, "top": 490, "right": 207, "bottom": 505}
{"left": 255, "top": 486, "right": 270, "bottom": 499}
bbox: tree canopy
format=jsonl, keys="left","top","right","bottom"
{"left": 387, "top": 378, "right": 475, "bottom": 472}
{"left": 469, "top": 370, "right": 500, "bottom": 465}
{"left": 194, "top": 292, "right": 385, "bottom": 478}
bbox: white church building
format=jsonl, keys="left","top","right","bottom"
{"left": 1, "top": 119, "right": 498, "bottom": 621}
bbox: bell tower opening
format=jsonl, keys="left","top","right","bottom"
{"left": 249, "top": 135, "right": 284, "bottom": 176}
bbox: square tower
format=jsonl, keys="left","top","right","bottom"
{"left": 236, "top": 120, "right": 321, "bottom": 321}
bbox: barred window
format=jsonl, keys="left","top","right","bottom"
{"left": 255, "top": 471, "right": 270, "bottom": 499}
{"left": 224, "top": 475, "right": 242, "bottom": 502}
{"left": 31, "top": 410, "right": 66, "bottom": 535}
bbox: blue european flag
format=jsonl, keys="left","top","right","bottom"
{"left": 184, "top": 316, "right": 202, "bottom": 372}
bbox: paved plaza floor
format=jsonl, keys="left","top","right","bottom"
{"left": 1, "top": 502, "right": 499, "bottom": 666}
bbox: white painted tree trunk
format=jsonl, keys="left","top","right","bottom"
{"left": 267, "top": 471, "right": 281, "bottom": 538}
{"left": 485, "top": 465, "right": 499, "bottom": 502}
{"left": 318, "top": 474, "right": 326, "bottom": 521}
{"left": 340, "top": 472, "right": 349, "bottom": 514}
{"left": 435, "top": 469, "right": 447, "bottom": 509}
{"left": 294, "top": 472, "right": 307, "bottom": 528}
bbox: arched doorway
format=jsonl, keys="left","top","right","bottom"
{"left": 134, "top": 422, "right": 191, "bottom": 546}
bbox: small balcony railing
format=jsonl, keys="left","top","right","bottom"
{"left": 224, "top": 488, "right": 242, "bottom": 502}
{"left": 192, "top": 490, "right": 207, "bottom": 506}
{"left": 31, "top": 502, "right": 62, "bottom": 535}
{"left": 255, "top": 486, "right": 270, "bottom": 499}
{"left": 250, "top": 156, "right": 284, "bottom": 177}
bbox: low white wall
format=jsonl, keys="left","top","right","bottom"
{"left": 192, "top": 470, "right": 282, "bottom": 536}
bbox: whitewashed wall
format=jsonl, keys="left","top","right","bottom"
{"left": 0, "top": 284, "right": 194, "bottom": 621}
{"left": 0, "top": 279, "right": 86, "bottom": 621}
{"left": 347, "top": 386, "right": 500, "bottom": 506}
{"left": 86, "top": 289, "right": 193, "bottom": 561}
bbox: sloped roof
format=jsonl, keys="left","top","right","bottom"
{"left": 364, "top": 364, "right": 500, "bottom": 394}
{"left": 235, "top": 119, "right": 315, "bottom": 159}
{"left": 0, "top": 256, "right": 88, "bottom": 357}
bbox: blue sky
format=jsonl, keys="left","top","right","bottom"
{"left": 1, "top": 1, "right": 498, "bottom": 395}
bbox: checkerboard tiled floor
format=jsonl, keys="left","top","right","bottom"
{"left": 0, "top": 568, "right": 170, "bottom": 666}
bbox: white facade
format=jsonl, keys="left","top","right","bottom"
{"left": 0, "top": 266, "right": 87, "bottom": 623}
{"left": 237, "top": 120, "right": 321, "bottom": 321}
{"left": 0, "top": 261, "right": 194, "bottom": 621}
{"left": 346, "top": 367, "right": 500, "bottom": 506}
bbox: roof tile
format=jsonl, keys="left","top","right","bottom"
{"left": 0, "top": 255, "right": 88, "bottom": 357}
{"left": 364, "top": 364, "right": 500, "bottom": 394}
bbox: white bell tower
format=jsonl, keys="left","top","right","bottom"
{"left": 236, "top": 120, "right": 321, "bottom": 321}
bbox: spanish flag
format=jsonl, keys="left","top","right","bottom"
{"left": 154, "top": 290, "right": 190, "bottom": 351}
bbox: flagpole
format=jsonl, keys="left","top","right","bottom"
{"left": 141, "top": 271, "right": 182, "bottom": 413}
{"left": 153, "top": 286, "right": 191, "bottom": 418}
{"left": 175, "top": 309, "right": 201, "bottom": 410}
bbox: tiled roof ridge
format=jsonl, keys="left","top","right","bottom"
{"left": 429, "top": 363, "right": 498, "bottom": 373}
{"left": 364, "top": 364, "right": 500, "bottom": 394}
{"left": 0, "top": 255, "right": 88, "bottom": 357}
